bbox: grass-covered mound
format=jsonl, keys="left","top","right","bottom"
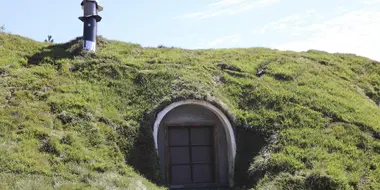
{"left": 1, "top": 32, "right": 379, "bottom": 190}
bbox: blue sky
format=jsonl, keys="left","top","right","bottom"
{"left": 1, "top": 0, "right": 380, "bottom": 60}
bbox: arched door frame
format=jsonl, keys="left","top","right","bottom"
{"left": 152, "top": 100, "right": 236, "bottom": 187}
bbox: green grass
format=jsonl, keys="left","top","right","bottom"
{"left": 0, "top": 32, "right": 379, "bottom": 189}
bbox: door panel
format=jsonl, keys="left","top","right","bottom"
{"left": 167, "top": 126, "right": 215, "bottom": 186}
{"left": 171, "top": 165, "right": 192, "bottom": 185}
{"left": 190, "top": 128, "right": 212, "bottom": 145}
{"left": 192, "top": 164, "right": 213, "bottom": 183}
{"left": 191, "top": 147, "right": 213, "bottom": 163}
{"left": 170, "top": 147, "right": 190, "bottom": 164}
{"left": 169, "top": 128, "right": 189, "bottom": 146}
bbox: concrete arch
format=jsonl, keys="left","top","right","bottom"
{"left": 153, "top": 100, "right": 236, "bottom": 187}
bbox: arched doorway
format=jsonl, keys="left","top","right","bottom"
{"left": 153, "top": 100, "right": 236, "bottom": 189}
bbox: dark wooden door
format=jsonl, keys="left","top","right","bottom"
{"left": 167, "top": 126, "right": 215, "bottom": 187}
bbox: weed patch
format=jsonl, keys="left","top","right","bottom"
{"left": 1, "top": 33, "right": 379, "bottom": 189}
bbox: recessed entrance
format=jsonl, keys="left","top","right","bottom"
{"left": 167, "top": 126, "right": 215, "bottom": 187}
{"left": 153, "top": 100, "right": 236, "bottom": 189}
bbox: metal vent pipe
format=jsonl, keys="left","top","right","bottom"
{"left": 79, "top": 0, "right": 103, "bottom": 52}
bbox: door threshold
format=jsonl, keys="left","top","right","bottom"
{"left": 169, "top": 183, "right": 230, "bottom": 189}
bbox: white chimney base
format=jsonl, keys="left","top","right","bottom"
{"left": 84, "top": 40, "right": 96, "bottom": 52}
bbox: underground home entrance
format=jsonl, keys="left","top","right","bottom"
{"left": 153, "top": 100, "right": 236, "bottom": 189}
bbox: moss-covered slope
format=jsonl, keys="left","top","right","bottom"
{"left": 1, "top": 33, "right": 379, "bottom": 190}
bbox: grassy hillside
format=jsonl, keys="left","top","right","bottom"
{"left": 1, "top": 32, "right": 379, "bottom": 190}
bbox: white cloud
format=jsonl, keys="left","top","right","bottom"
{"left": 272, "top": 15, "right": 302, "bottom": 31}
{"left": 361, "top": 0, "right": 380, "bottom": 4}
{"left": 305, "top": 9, "right": 316, "bottom": 14}
{"left": 174, "top": 0, "right": 280, "bottom": 20}
{"left": 273, "top": 10, "right": 380, "bottom": 61}
{"left": 209, "top": 0, "right": 246, "bottom": 7}
{"left": 252, "top": 8, "right": 318, "bottom": 34}
{"left": 206, "top": 34, "right": 241, "bottom": 47}
{"left": 253, "top": 14, "right": 302, "bottom": 34}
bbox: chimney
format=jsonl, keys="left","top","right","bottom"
{"left": 79, "top": 0, "right": 103, "bottom": 52}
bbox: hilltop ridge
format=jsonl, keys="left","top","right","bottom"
{"left": 1, "top": 32, "right": 380, "bottom": 189}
